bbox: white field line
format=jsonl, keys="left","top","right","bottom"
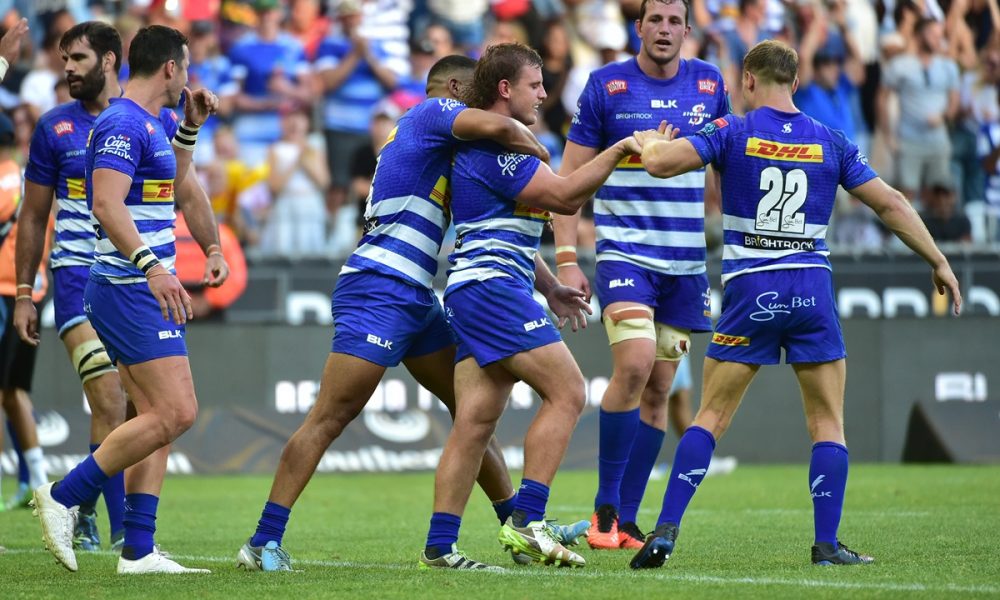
{"left": 5, "top": 548, "right": 998, "bottom": 595}
{"left": 547, "top": 505, "right": 932, "bottom": 518}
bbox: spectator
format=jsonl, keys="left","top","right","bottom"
{"left": 288, "top": 0, "right": 330, "bottom": 60}
{"left": 920, "top": 184, "right": 972, "bottom": 242}
{"left": 258, "top": 106, "right": 330, "bottom": 257}
{"left": 228, "top": 0, "right": 313, "bottom": 165}
{"left": 794, "top": 2, "right": 866, "bottom": 144}
{"left": 977, "top": 107, "right": 1000, "bottom": 238}
{"left": 315, "top": 0, "right": 409, "bottom": 223}
{"left": 425, "top": 0, "right": 490, "bottom": 53}
{"left": 540, "top": 20, "right": 572, "bottom": 142}
{"left": 878, "top": 17, "right": 960, "bottom": 203}
{"left": 19, "top": 27, "right": 62, "bottom": 122}
{"left": 348, "top": 101, "right": 399, "bottom": 235}
{"left": 188, "top": 19, "right": 236, "bottom": 167}
{"left": 174, "top": 213, "right": 248, "bottom": 320}
{"left": 204, "top": 124, "right": 264, "bottom": 243}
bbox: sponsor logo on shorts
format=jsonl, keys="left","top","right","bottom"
{"left": 698, "top": 79, "right": 718, "bottom": 95}
{"left": 749, "top": 291, "right": 816, "bottom": 322}
{"left": 744, "top": 233, "right": 816, "bottom": 251}
{"left": 53, "top": 120, "right": 75, "bottom": 136}
{"left": 523, "top": 317, "right": 550, "bottom": 332}
{"left": 745, "top": 137, "right": 824, "bottom": 163}
{"left": 609, "top": 278, "right": 635, "bottom": 289}
{"left": 158, "top": 330, "right": 183, "bottom": 340}
{"left": 711, "top": 332, "right": 750, "bottom": 346}
{"left": 366, "top": 333, "right": 393, "bottom": 350}
{"left": 605, "top": 79, "right": 628, "bottom": 95}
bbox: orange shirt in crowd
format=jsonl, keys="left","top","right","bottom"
{"left": 0, "top": 158, "right": 50, "bottom": 300}
{"left": 173, "top": 212, "right": 248, "bottom": 310}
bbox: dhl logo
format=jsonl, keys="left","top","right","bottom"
{"left": 141, "top": 179, "right": 174, "bottom": 202}
{"left": 745, "top": 137, "right": 823, "bottom": 163}
{"left": 711, "top": 332, "right": 750, "bottom": 346}
{"left": 66, "top": 178, "right": 86, "bottom": 200}
{"left": 514, "top": 203, "right": 551, "bottom": 221}
{"left": 617, "top": 154, "right": 644, "bottom": 169}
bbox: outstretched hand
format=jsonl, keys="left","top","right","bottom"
{"left": 633, "top": 120, "right": 678, "bottom": 150}
{"left": 933, "top": 262, "right": 963, "bottom": 316}
{"left": 546, "top": 284, "right": 593, "bottom": 332}
{"left": 0, "top": 18, "right": 28, "bottom": 70}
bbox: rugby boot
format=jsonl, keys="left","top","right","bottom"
{"left": 812, "top": 541, "right": 874, "bottom": 565}
{"left": 587, "top": 503, "right": 620, "bottom": 549}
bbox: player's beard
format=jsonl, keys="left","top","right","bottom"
{"left": 67, "top": 64, "right": 106, "bottom": 102}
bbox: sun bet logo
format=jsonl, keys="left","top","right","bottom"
{"left": 605, "top": 79, "right": 628, "bottom": 95}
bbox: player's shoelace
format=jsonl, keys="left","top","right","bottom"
{"left": 619, "top": 522, "right": 645, "bottom": 542}
{"left": 262, "top": 543, "right": 292, "bottom": 570}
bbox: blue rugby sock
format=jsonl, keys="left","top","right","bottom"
{"left": 121, "top": 493, "right": 158, "bottom": 560}
{"left": 425, "top": 512, "right": 462, "bottom": 558}
{"left": 513, "top": 479, "right": 549, "bottom": 525}
{"left": 7, "top": 419, "right": 29, "bottom": 486}
{"left": 810, "top": 441, "right": 849, "bottom": 545}
{"left": 51, "top": 455, "right": 110, "bottom": 509}
{"left": 656, "top": 426, "right": 715, "bottom": 528}
{"left": 492, "top": 494, "right": 517, "bottom": 525}
{"left": 79, "top": 444, "right": 102, "bottom": 514}
{"left": 618, "top": 421, "right": 666, "bottom": 525}
{"left": 250, "top": 501, "right": 291, "bottom": 547}
{"left": 90, "top": 443, "right": 127, "bottom": 538}
{"left": 594, "top": 408, "right": 640, "bottom": 510}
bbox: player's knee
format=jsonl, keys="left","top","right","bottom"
{"left": 71, "top": 339, "right": 117, "bottom": 385}
{"left": 166, "top": 403, "right": 198, "bottom": 439}
{"left": 655, "top": 324, "right": 691, "bottom": 362}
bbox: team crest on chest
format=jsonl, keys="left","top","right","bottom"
{"left": 684, "top": 103, "right": 710, "bottom": 126}
{"left": 605, "top": 79, "right": 628, "bottom": 95}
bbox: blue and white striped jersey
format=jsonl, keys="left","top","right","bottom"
{"left": 25, "top": 101, "right": 98, "bottom": 268}
{"left": 340, "top": 97, "right": 467, "bottom": 288}
{"left": 86, "top": 98, "right": 180, "bottom": 284}
{"left": 446, "top": 141, "right": 543, "bottom": 293}
{"left": 687, "top": 106, "right": 877, "bottom": 283}
{"left": 568, "top": 57, "right": 730, "bottom": 275}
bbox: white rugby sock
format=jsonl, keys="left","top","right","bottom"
{"left": 23, "top": 446, "right": 48, "bottom": 489}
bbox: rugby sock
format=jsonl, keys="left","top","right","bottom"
{"left": 79, "top": 444, "right": 103, "bottom": 515}
{"left": 51, "top": 455, "right": 109, "bottom": 509}
{"left": 250, "top": 501, "right": 291, "bottom": 547}
{"left": 809, "top": 441, "right": 849, "bottom": 545}
{"left": 23, "top": 446, "right": 48, "bottom": 490}
{"left": 7, "top": 420, "right": 29, "bottom": 486}
{"left": 492, "top": 493, "right": 517, "bottom": 525}
{"left": 618, "top": 421, "right": 666, "bottom": 525}
{"left": 91, "top": 443, "right": 126, "bottom": 537}
{"left": 121, "top": 493, "right": 158, "bottom": 560}
{"left": 425, "top": 512, "right": 462, "bottom": 558}
{"left": 594, "top": 408, "right": 640, "bottom": 510}
{"left": 512, "top": 479, "right": 549, "bottom": 525}
{"left": 656, "top": 426, "right": 715, "bottom": 527}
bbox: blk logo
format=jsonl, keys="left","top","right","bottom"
{"left": 609, "top": 278, "right": 635, "bottom": 289}
{"left": 157, "top": 330, "right": 182, "bottom": 340}
{"left": 651, "top": 99, "right": 678, "bottom": 109}
{"left": 523, "top": 318, "right": 551, "bottom": 332}
{"left": 366, "top": 334, "right": 393, "bottom": 350}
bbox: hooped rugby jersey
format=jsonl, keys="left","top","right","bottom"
{"left": 25, "top": 101, "right": 99, "bottom": 268}
{"left": 687, "top": 106, "right": 877, "bottom": 283}
{"left": 340, "top": 97, "right": 469, "bottom": 289}
{"left": 86, "top": 97, "right": 180, "bottom": 284}
{"left": 446, "top": 141, "right": 543, "bottom": 293}
{"left": 568, "top": 57, "right": 730, "bottom": 275}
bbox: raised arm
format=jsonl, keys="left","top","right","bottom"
{"left": 515, "top": 137, "right": 639, "bottom": 215}
{"left": 13, "top": 180, "right": 54, "bottom": 344}
{"left": 452, "top": 108, "right": 549, "bottom": 161}
{"left": 849, "top": 177, "right": 962, "bottom": 314}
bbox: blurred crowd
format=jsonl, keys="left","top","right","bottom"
{"left": 2, "top": 0, "right": 999, "bottom": 261}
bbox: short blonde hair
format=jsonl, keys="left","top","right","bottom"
{"left": 743, "top": 40, "right": 798, "bottom": 86}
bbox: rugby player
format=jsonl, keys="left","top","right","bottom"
{"left": 553, "top": 0, "right": 731, "bottom": 549}
{"left": 628, "top": 39, "right": 961, "bottom": 568}
{"left": 236, "top": 55, "right": 588, "bottom": 573}
{"left": 421, "top": 43, "right": 643, "bottom": 570}
{"left": 30, "top": 25, "right": 222, "bottom": 574}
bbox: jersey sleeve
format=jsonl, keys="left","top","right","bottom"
{"left": 24, "top": 117, "right": 58, "bottom": 186}
{"left": 159, "top": 109, "right": 180, "bottom": 139}
{"left": 90, "top": 114, "right": 147, "bottom": 179}
{"left": 836, "top": 132, "right": 878, "bottom": 190}
{"left": 566, "top": 73, "right": 605, "bottom": 149}
{"left": 468, "top": 146, "right": 541, "bottom": 200}
{"left": 688, "top": 116, "right": 733, "bottom": 171}
{"left": 421, "top": 99, "right": 467, "bottom": 146}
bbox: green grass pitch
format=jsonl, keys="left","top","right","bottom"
{"left": 2, "top": 465, "right": 998, "bottom": 598}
